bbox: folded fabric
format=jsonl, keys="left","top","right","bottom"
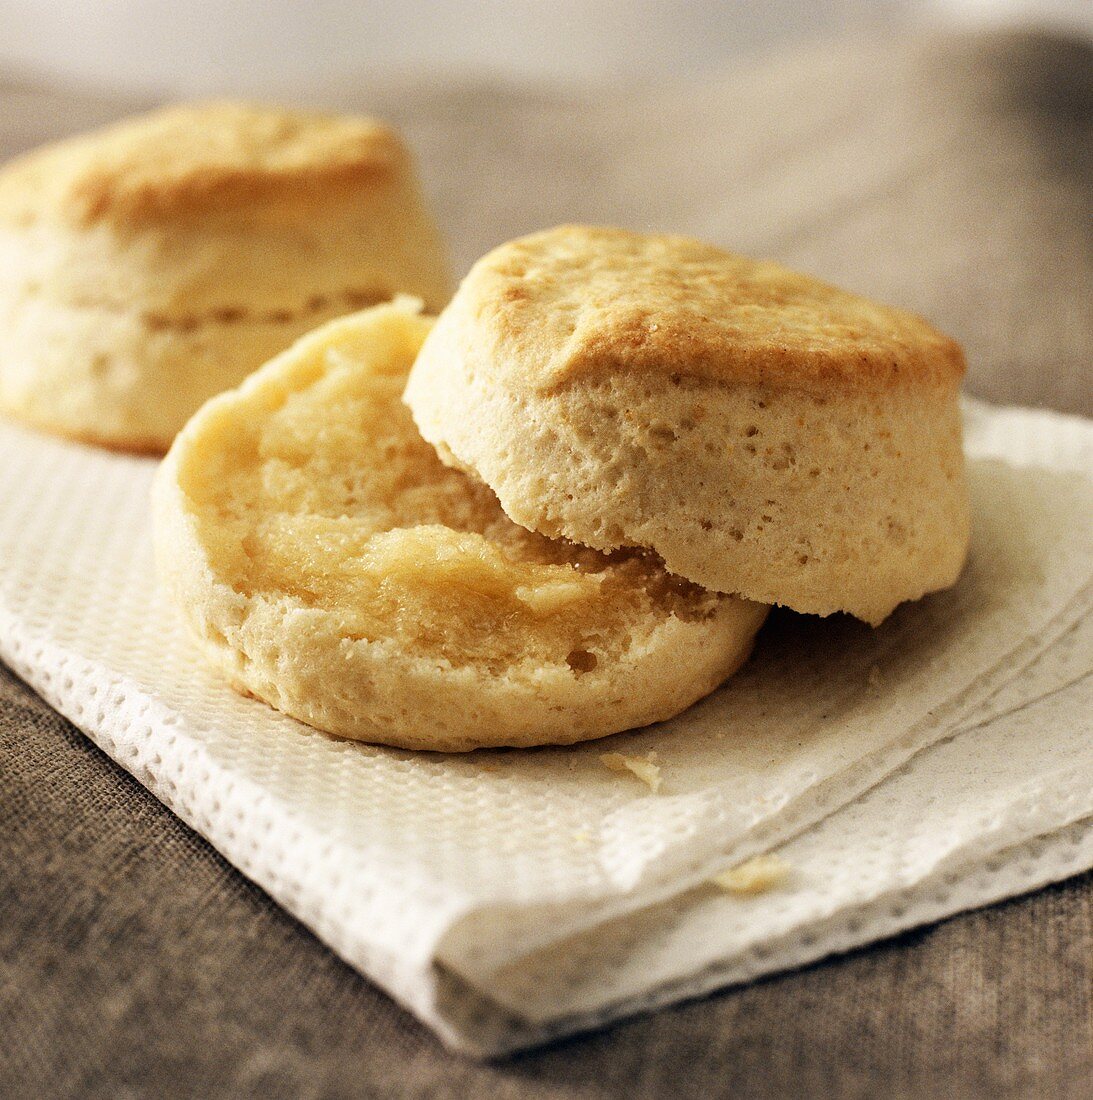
{"left": 0, "top": 399, "right": 1088, "bottom": 1055}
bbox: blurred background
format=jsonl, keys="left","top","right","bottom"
{"left": 0, "top": 0, "right": 1089, "bottom": 94}
{"left": 0, "top": 1, "right": 1089, "bottom": 413}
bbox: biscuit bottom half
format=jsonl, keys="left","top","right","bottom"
{"left": 0, "top": 288, "right": 391, "bottom": 453}
{"left": 153, "top": 301, "right": 768, "bottom": 751}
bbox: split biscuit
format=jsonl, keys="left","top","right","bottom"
{"left": 406, "top": 225, "right": 970, "bottom": 625}
{"left": 153, "top": 301, "right": 768, "bottom": 751}
{"left": 0, "top": 101, "right": 450, "bottom": 451}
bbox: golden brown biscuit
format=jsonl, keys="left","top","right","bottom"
{"left": 153, "top": 301, "right": 768, "bottom": 751}
{"left": 405, "top": 225, "right": 970, "bottom": 624}
{"left": 0, "top": 101, "right": 450, "bottom": 451}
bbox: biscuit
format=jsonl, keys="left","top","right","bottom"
{"left": 153, "top": 301, "right": 768, "bottom": 751}
{"left": 0, "top": 101, "right": 450, "bottom": 451}
{"left": 405, "top": 226, "right": 970, "bottom": 625}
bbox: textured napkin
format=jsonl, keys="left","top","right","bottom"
{"left": 0, "top": 398, "right": 1089, "bottom": 1055}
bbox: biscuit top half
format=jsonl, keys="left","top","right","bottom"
{"left": 0, "top": 101, "right": 407, "bottom": 229}
{"left": 449, "top": 225, "right": 965, "bottom": 394}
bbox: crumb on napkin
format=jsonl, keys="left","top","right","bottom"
{"left": 710, "top": 854, "right": 792, "bottom": 895}
{"left": 600, "top": 751, "right": 662, "bottom": 793}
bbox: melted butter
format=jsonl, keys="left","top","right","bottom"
{"left": 361, "top": 526, "right": 604, "bottom": 614}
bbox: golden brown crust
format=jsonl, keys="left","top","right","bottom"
{"left": 0, "top": 100, "right": 406, "bottom": 229}
{"left": 459, "top": 225, "right": 966, "bottom": 394}
{"left": 0, "top": 103, "right": 450, "bottom": 451}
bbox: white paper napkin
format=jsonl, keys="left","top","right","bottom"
{"left": 0, "top": 398, "right": 1089, "bottom": 1055}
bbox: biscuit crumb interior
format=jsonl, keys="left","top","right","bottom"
{"left": 176, "top": 307, "right": 728, "bottom": 674}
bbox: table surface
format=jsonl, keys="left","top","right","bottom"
{"left": 1, "top": 27, "right": 1090, "bottom": 1100}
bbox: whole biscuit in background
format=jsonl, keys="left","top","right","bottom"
{"left": 153, "top": 301, "right": 768, "bottom": 751}
{"left": 0, "top": 101, "right": 450, "bottom": 452}
{"left": 405, "top": 225, "right": 970, "bottom": 625}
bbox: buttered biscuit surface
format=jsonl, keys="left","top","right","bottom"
{"left": 154, "top": 302, "right": 767, "bottom": 750}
